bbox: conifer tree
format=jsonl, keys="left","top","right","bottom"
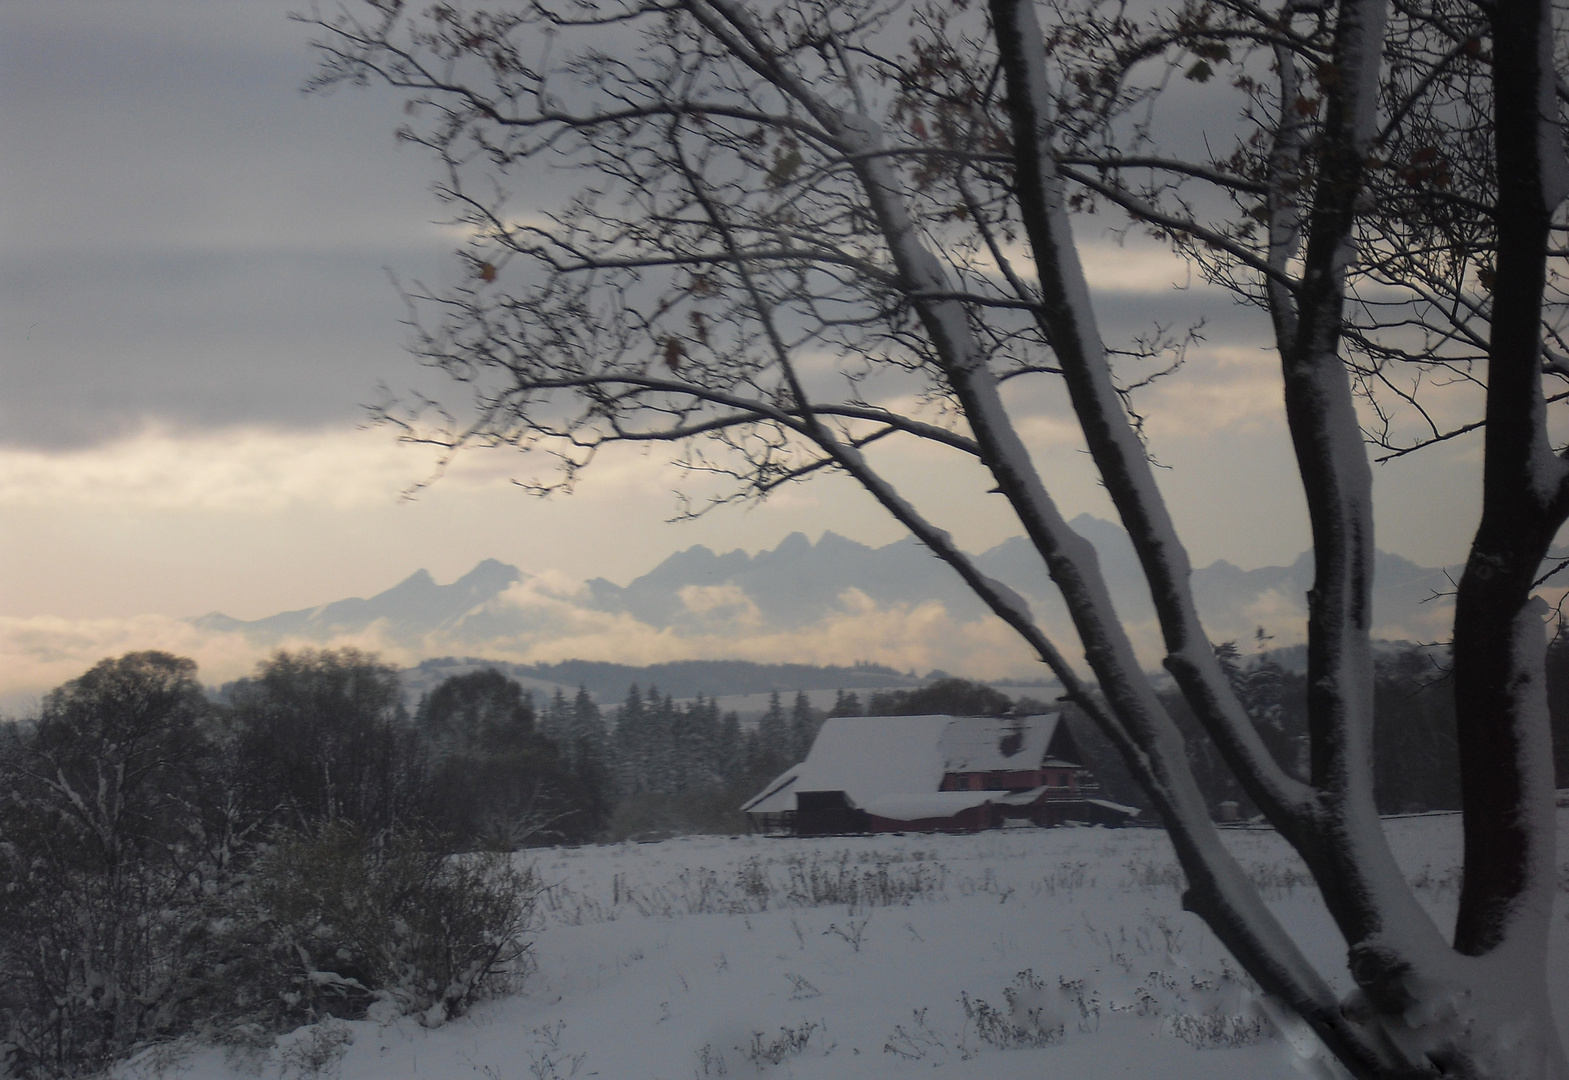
{"left": 540, "top": 685, "right": 572, "bottom": 749}
{"left": 757, "top": 691, "right": 786, "bottom": 761}
{"left": 568, "top": 686, "right": 608, "bottom": 765}
{"left": 789, "top": 691, "right": 817, "bottom": 762}
{"left": 716, "top": 710, "right": 743, "bottom": 785}
{"left": 828, "top": 691, "right": 863, "bottom": 719}
{"left": 646, "top": 687, "right": 678, "bottom": 794}
{"left": 612, "top": 684, "right": 648, "bottom": 794}
{"left": 677, "top": 695, "right": 722, "bottom": 791}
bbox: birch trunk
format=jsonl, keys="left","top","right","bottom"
{"left": 1440, "top": 0, "right": 1569, "bottom": 1068}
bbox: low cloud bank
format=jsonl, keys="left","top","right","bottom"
{"left": 0, "top": 562, "right": 1471, "bottom": 715}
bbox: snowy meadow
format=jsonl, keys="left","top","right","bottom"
{"left": 124, "top": 812, "right": 1569, "bottom": 1080}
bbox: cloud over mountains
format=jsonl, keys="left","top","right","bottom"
{"left": 0, "top": 514, "right": 1464, "bottom": 713}
{"left": 183, "top": 514, "right": 1457, "bottom": 686}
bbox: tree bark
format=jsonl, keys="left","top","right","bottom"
{"left": 1452, "top": 0, "right": 1566, "bottom": 964}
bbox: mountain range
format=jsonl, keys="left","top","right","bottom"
{"left": 192, "top": 515, "right": 1459, "bottom": 680}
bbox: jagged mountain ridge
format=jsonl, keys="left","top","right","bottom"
{"left": 193, "top": 558, "right": 524, "bottom": 639}
{"left": 192, "top": 515, "right": 1458, "bottom": 656}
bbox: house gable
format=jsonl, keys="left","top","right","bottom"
{"left": 1043, "top": 719, "right": 1084, "bottom": 767}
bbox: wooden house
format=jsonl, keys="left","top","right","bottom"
{"left": 741, "top": 713, "right": 1139, "bottom": 835}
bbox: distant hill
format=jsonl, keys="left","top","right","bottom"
{"left": 401, "top": 656, "right": 924, "bottom": 703}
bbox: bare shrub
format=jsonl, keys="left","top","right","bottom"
{"left": 785, "top": 973, "right": 821, "bottom": 999}
{"left": 526, "top": 1022, "right": 588, "bottom": 1080}
{"left": 213, "top": 822, "right": 536, "bottom": 1031}
{"left": 822, "top": 918, "right": 871, "bottom": 952}
{"left": 781, "top": 852, "right": 947, "bottom": 911}
{"left": 883, "top": 1008, "right": 949, "bottom": 1061}
{"left": 741, "top": 1022, "right": 817, "bottom": 1068}
{"left": 543, "top": 849, "right": 948, "bottom": 927}
{"left": 960, "top": 970, "right": 1065, "bottom": 1050}
{"left": 1165, "top": 1011, "right": 1267, "bottom": 1049}
{"left": 695, "top": 1042, "right": 729, "bottom": 1076}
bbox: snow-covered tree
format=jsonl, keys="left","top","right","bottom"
{"left": 649, "top": 688, "right": 683, "bottom": 790}
{"left": 611, "top": 684, "right": 651, "bottom": 794}
{"left": 0, "top": 653, "right": 221, "bottom": 1075}
{"left": 415, "top": 666, "right": 536, "bottom": 753}
{"left": 229, "top": 648, "right": 420, "bottom": 828}
{"left": 540, "top": 685, "right": 572, "bottom": 746}
{"left": 716, "top": 707, "right": 744, "bottom": 779}
{"left": 568, "top": 685, "right": 610, "bottom": 764}
{"left": 756, "top": 690, "right": 789, "bottom": 766}
{"left": 673, "top": 694, "right": 724, "bottom": 789}
{"left": 789, "top": 690, "right": 818, "bottom": 760}
{"left": 828, "top": 690, "right": 864, "bottom": 718}
{"left": 306, "top": 0, "right": 1567, "bottom": 1073}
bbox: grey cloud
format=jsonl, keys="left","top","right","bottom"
{"left": 1, "top": 245, "right": 441, "bottom": 448}
{"left": 1, "top": 2, "right": 461, "bottom": 448}
{"left": 0, "top": 1, "right": 1268, "bottom": 453}
{"left": 1090, "top": 283, "right": 1268, "bottom": 352}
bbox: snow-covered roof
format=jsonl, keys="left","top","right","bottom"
{"left": 864, "top": 790, "right": 999, "bottom": 821}
{"left": 1083, "top": 798, "right": 1141, "bottom": 818}
{"left": 742, "top": 713, "right": 1068, "bottom": 815}
{"left": 742, "top": 714, "right": 952, "bottom": 814}
{"left": 939, "top": 714, "right": 1060, "bottom": 772}
{"left": 742, "top": 774, "right": 800, "bottom": 815}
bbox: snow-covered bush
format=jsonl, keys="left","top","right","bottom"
{"left": 214, "top": 822, "right": 536, "bottom": 1030}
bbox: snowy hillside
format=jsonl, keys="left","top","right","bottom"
{"left": 120, "top": 812, "right": 1568, "bottom": 1080}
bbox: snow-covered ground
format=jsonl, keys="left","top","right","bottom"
{"left": 123, "top": 811, "right": 1569, "bottom": 1080}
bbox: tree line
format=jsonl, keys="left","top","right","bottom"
{"left": 552, "top": 654, "right": 1557, "bottom": 830}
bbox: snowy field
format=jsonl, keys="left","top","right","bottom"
{"left": 122, "top": 811, "right": 1569, "bottom": 1080}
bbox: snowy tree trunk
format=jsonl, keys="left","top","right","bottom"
{"left": 1442, "top": 0, "right": 1569, "bottom": 1069}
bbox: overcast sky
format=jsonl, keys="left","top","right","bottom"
{"left": 0, "top": 0, "right": 1489, "bottom": 700}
